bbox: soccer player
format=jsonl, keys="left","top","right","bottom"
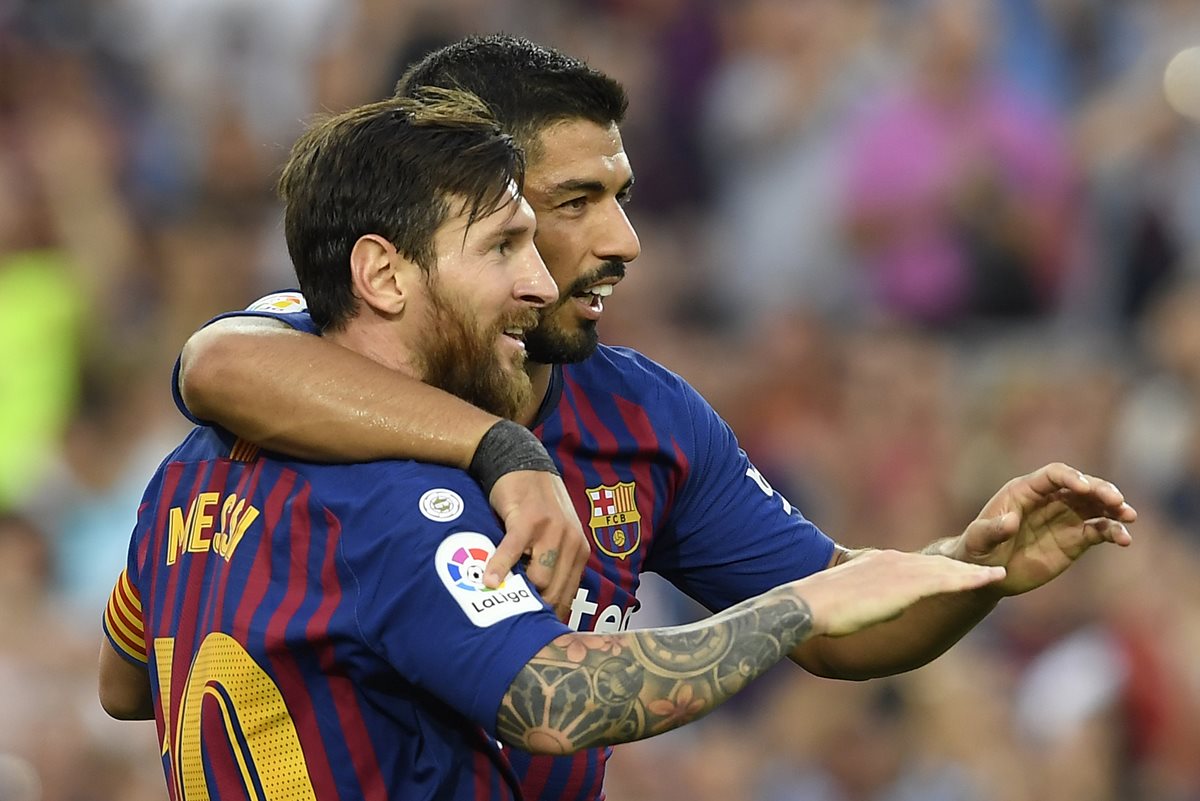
{"left": 98, "top": 87, "right": 1014, "bottom": 800}
{"left": 172, "top": 37, "right": 1137, "bottom": 801}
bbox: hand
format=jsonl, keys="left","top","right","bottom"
{"left": 797, "top": 550, "right": 1007, "bottom": 637}
{"left": 952, "top": 462, "right": 1136, "bottom": 596}
{"left": 485, "top": 470, "right": 590, "bottom": 620}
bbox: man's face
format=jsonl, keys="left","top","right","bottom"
{"left": 521, "top": 119, "right": 640, "bottom": 364}
{"left": 417, "top": 191, "right": 557, "bottom": 419}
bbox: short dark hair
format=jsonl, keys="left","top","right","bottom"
{"left": 395, "top": 34, "right": 628, "bottom": 160}
{"left": 278, "top": 87, "right": 525, "bottom": 331}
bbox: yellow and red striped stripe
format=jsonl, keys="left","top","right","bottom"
{"left": 229, "top": 439, "right": 261, "bottom": 463}
{"left": 104, "top": 569, "right": 147, "bottom": 664}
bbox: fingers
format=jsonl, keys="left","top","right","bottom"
{"left": 961, "top": 511, "right": 1019, "bottom": 557}
{"left": 807, "top": 551, "right": 1007, "bottom": 637}
{"left": 1018, "top": 464, "right": 1138, "bottom": 521}
{"left": 528, "top": 523, "right": 590, "bottom": 620}
{"left": 1076, "top": 473, "right": 1136, "bottom": 519}
{"left": 485, "top": 471, "right": 591, "bottom": 620}
{"left": 1016, "top": 462, "right": 1093, "bottom": 498}
{"left": 1049, "top": 482, "right": 1138, "bottom": 525}
{"left": 947, "top": 563, "right": 1008, "bottom": 592}
{"left": 484, "top": 517, "right": 587, "bottom": 601}
{"left": 1084, "top": 517, "right": 1134, "bottom": 547}
{"left": 485, "top": 534, "right": 529, "bottom": 590}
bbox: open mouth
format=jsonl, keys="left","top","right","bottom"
{"left": 571, "top": 281, "right": 616, "bottom": 316}
{"left": 501, "top": 326, "right": 527, "bottom": 349}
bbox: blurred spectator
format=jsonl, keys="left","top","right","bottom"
{"left": 1072, "top": 0, "right": 1200, "bottom": 329}
{"left": 23, "top": 359, "right": 188, "bottom": 618}
{"left": 701, "top": 0, "right": 894, "bottom": 327}
{"left": 991, "top": 0, "right": 1133, "bottom": 111}
{"left": 1111, "top": 275, "right": 1200, "bottom": 539}
{"left": 757, "top": 679, "right": 985, "bottom": 801}
{"left": 841, "top": 0, "right": 1080, "bottom": 328}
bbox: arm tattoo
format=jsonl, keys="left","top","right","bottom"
{"left": 497, "top": 588, "right": 813, "bottom": 754}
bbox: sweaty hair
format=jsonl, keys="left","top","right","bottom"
{"left": 278, "top": 87, "right": 525, "bottom": 331}
{"left": 395, "top": 34, "right": 628, "bottom": 160}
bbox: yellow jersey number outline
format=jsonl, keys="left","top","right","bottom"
{"left": 154, "top": 634, "right": 317, "bottom": 800}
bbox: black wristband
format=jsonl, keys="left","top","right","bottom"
{"left": 468, "top": 420, "right": 560, "bottom": 497}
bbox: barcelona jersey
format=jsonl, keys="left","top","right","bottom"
{"left": 170, "top": 292, "right": 837, "bottom": 801}
{"left": 103, "top": 421, "right": 570, "bottom": 800}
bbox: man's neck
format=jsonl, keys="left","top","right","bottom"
{"left": 325, "top": 326, "right": 419, "bottom": 379}
{"left": 518, "top": 361, "right": 554, "bottom": 428}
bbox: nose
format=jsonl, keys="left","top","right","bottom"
{"left": 514, "top": 244, "right": 559, "bottom": 308}
{"left": 598, "top": 201, "right": 641, "bottom": 264}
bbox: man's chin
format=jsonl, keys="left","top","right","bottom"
{"left": 525, "top": 321, "right": 599, "bottom": 365}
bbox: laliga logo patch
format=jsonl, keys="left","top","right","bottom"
{"left": 435, "top": 532, "right": 543, "bottom": 627}
{"left": 419, "top": 488, "right": 464, "bottom": 522}
{"left": 245, "top": 291, "right": 307, "bottom": 314}
{"left": 445, "top": 543, "right": 494, "bottom": 590}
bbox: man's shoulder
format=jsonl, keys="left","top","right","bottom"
{"left": 203, "top": 290, "right": 318, "bottom": 334}
{"left": 569, "top": 344, "right": 696, "bottom": 402}
{"left": 291, "top": 459, "right": 484, "bottom": 514}
{"left": 159, "top": 432, "right": 467, "bottom": 502}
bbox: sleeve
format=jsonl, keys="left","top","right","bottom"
{"left": 171, "top": 290, "right": 319, "bottom": 425}
{"left": 103, "top": 568, "right": 147, "bottom": 666}
{"left": 103, "top": 503, "right": 154, "bottom": 666}
{"left": 343, "top": 469, "right": 571, "bottom": 736}
{"left": 647, "top": 380, "right": 836, "bottom": 612}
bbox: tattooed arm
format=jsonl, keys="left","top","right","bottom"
{"left": 498, "top": 549, "right": 1008, "bottom": 753}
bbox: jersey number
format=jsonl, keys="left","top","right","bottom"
{"left": 154, "top": 633, "right": 317, "bottom": 800}
{"left": 746, "top": 465, "right": 793, "bottom": 515}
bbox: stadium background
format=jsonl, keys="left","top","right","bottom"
{"left": 2, "top": 0, "right": 1200, "bottom": 798}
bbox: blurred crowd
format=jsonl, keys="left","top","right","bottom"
{"left": 2, "top": 0, "right": 1200, "bottom": 798}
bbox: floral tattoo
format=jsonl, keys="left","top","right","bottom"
{"left": 497, "top": 589, "right": 814, "bottom": 753}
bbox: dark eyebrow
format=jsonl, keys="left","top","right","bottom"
{"left": 481, "top": 221, "right": 534, "bottom": 247}
{"left": 549, "top": 175, "right": 636, "bottom": 196}
{"left": 501, "top": 221, "right": 534, "bottom": 239}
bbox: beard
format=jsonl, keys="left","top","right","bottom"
{"left": 524, "top": 312, "right": 598, "bottom": 365}
{"left": 419, "top": 280, "right": 537, "bottom": 421}
{"left": 524, "top": 260, "right": 625, "bottom": 364}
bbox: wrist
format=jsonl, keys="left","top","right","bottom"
{"left": 468, "top": 420, "right": 559, "bottom": 498}
{"left": 923, "top": 535, "right": 966, "bottom": 561}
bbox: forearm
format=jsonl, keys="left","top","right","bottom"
{"left": 499, "top": 586, "right": 814, "bottom": 754}
{"left": 790, "top": 589, "right": 997, "bottom": 680}
{"left": 790, "top": 541, "right": 999, "bottom": 680}
{"left": 98, "top": 642, "right": 154, "bottom": 720}
{"left": 180, "top": 320, "right": 499, "bottom": 467}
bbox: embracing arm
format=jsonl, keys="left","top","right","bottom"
{"left": 497, "top": 550, "right": 1006, "bottom": 753}
{"left": 179, "top": 317, "right": 589, "bottom": 612}
{"left": 789, "top": 463, "right": 1137, "bottom": 680}
{"left": 180, "top": 317, "right": 497, "bottom": 467}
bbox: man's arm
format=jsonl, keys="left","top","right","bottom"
{"left": 181, "top": 317, "right": 498, "bottom": 466}
{"left": 497, "top": 550, "right": 1006, "bottom": 753}
{"left": 178, "top": 317, "right": 589, "bottom": 614}
{"left": 789, "top": 463, "right": 1136, "bottom": 680}
{"left": 98, "top": 640, "right": 153, "bottom": 720}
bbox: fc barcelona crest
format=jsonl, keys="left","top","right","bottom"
{"left": 586, "top": 482, "right": 642, "bottom": 560}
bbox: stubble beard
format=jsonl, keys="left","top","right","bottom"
{"left": 524, "top": 314, "right": 598, "bottom": 365}
{"left": 523, "top": 259, "right": 624, "bottom": 364}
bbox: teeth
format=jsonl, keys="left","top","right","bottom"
{"left": 503, "top": 327, "right": 524, "bottom": 337}
{"left": 593, "top": 284, "right": 614, "bottom": 297}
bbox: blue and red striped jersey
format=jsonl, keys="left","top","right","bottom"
{"left": 172, "top": 295, "right": 836, "bottom": 801}
{"left": 103, "top": 422, "right": 570, "bottom": 800}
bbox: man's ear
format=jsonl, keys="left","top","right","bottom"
{"left": 349, "top": 234, "right": 421, "bottom": 315}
